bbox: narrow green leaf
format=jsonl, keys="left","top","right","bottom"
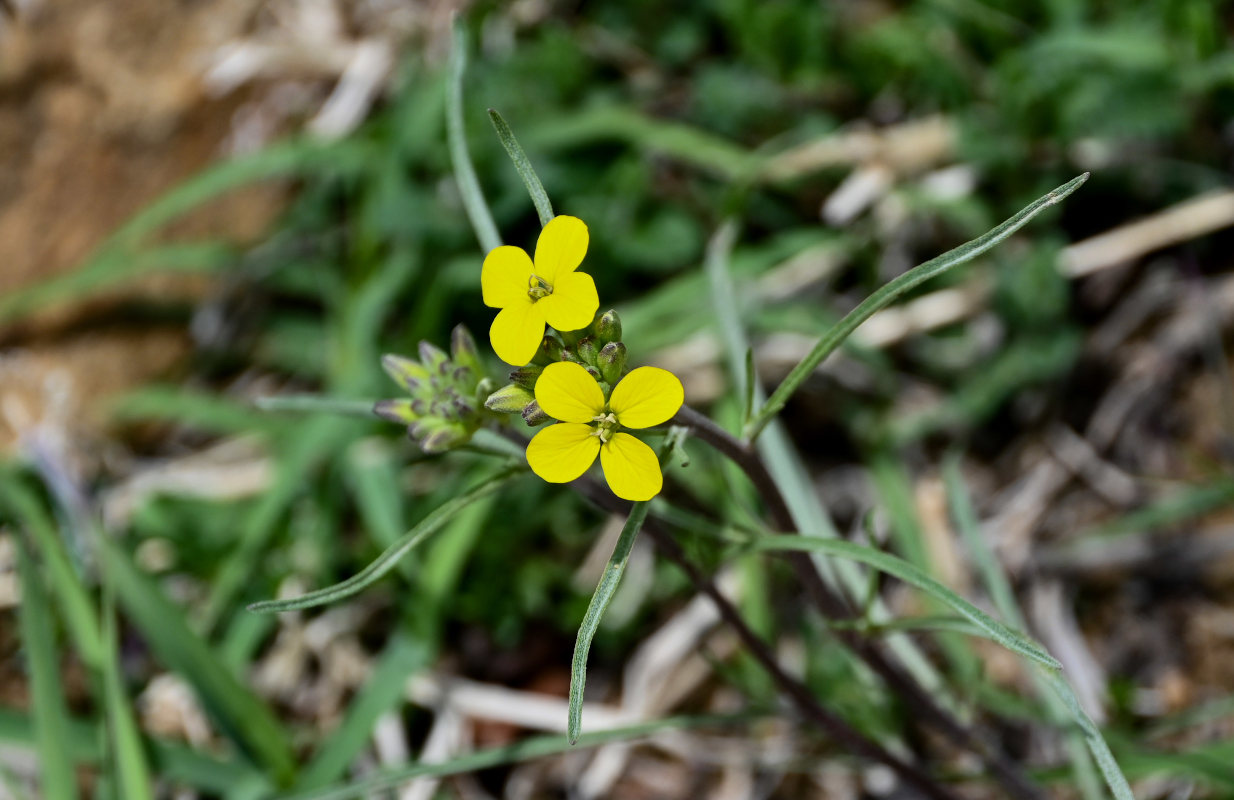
{"left": 944, "top": 457, "right": 1106, "bottom": 800}
{"left": 748, "top": 535, "right": 1062, "bottom": 669}
{"left": 296, "top": 636, "right": 429, "bottom": 789}
{"left": 15, "top": 540, "right": 80, "bottom": 800}
{"left": 277, "top": 714, "right": 749, "bottom": 800}
{"left": 745, "top": 173, "right": 1090, "bottom": 441}
{"left": 568, "top": 500, "right": 650, "bottom": 744}
{"left": 248, "top": 467, "right": 525, "bottom": 613}
{"left": 741, "top": 347, "right": 757, "bottom": 425}
{"left": 489, "top": 109, "right": 554, "bottom": 226}
{"left": 1043, "top": 670, "right": 1137, "bottom": 800}
{"left": 203, "top": 417, "right": 357, "bottom": 629}
{"left": 0, "top": 480, "right": 103, "bottom": 669}
{"left": 448, "top": 18, "right": 501, "bottom": 253}
{"left": 0, "top": 709, "right": 270, "bottom": 796}
{"left": 100, "top": 541, "right": 297, "bottom": 784}
{"left": 99, "top": 579, "right": 155, "bottom": 800}
{"left": 254, "top": 395, "right": 377, "bottom": 417}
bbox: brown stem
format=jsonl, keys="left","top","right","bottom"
{"left": 572, "top": 477, "right": 964, "bottom": 800}
{"left": 672, "top": 404, "right": 1044, "bottom": 800}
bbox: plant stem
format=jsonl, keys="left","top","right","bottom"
{"left": 672, "top": 404, "right": 1045, "bottom": 800}
{"left": 571, "top": 477, "right": 964, "bottom": 800}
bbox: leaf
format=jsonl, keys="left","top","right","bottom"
{"left": 0, "top": 479, "right": 103, "bottom": 669}
{"left": 295, "top": 636, "right": 430, "bottom": 789}
{"left": 448, "top": 18, "right": 501, "bottom": 253}
{"left": 276, "top": 714, "right": 748, "bottom": 800}
{"left": 248, "top": 467, "right": 525, "bottom": 613}
{"left": 100, "top": 541, "right": 297, "bottom": 784}
{"left": 745, "top": 173, "right": 1090, "bottom": 441}
{"left": 568, "top": 500, "right": 651, "bottom": 744}
{"left": 1043, "top": 671, "right": 1137, "bottom": 800}
{"left": 99, "top": 579, "right": 155, "bottom": 800}
{"left": 748, "top": 535, "right": 1062, "bottom": 670}
{"left": 15, "top": 539, "right": 80, "bottom": 800}
{"left": 489, "top": 109, "right": 555, "bottom": 227}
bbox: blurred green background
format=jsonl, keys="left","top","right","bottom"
{"left": 3, "top": 1, "right": 1234, "bottom": 797}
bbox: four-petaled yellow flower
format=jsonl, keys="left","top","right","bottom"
{"left": 527, "top": 361, "right": 683, "bottom": 501}
{"left": 482, "top": 215, "right": 599, "bottom": 366}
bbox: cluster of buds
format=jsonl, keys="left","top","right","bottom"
{"left": 485, "top": 309, "right": 627, "bottom": 425}
{"left": 374, "top": 325, "right": 495, "bottom": 452}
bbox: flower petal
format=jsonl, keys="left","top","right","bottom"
{"left": 481, "top": 246, "right": 534, "bottom": 308}
{"left": 527, "top": 423, "right": 601, "bottom": 484}
{"left": 490, "top": 299, "right": 547, "bottom": 366}
{"left": 535, "top": 361, "right": 605, "bottom": 423}
{"left": 600, "top": 432, "right": 662, "bottom": 501}
{"left": 533, "top": 215, "right": 589, "bottom": 286}
{"left": 608, "top": 366, "right": 684, "bottom": 429}
{"left": 539, "top": 271, "right": 599, "bottom": 332}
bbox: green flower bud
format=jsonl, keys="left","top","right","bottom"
{"left": 576, "top": 337, "right": 599, "bottom": 367}
{"left": 373, "top": 398, "right": 418, "bottom": 425}
{"left": 450, "top": 325, "right": 481, "bottom": 374}
{"left": 596, "top": 310, "right": 622, "bottom": 344}
{"left": 532, "top": 336, "right": 564, "bottom": 366}
{"left": 510, "top": 364, "right": 543, "bottom": 390}
{"left": 597, "top": 341, "right": 627, "bottom": 385}
{"left": 381, "top": 354, "right": 428, "bottom": 393}
{"left": 485, "top": 383, "right": 535, "bottom": 414}
{"left": 418, "top": 341, "right": 449, "bottom": 369}
{"left": 521, "top": 400, "right": 551, "bottom": 426}
{"left": 559, "top": 328, "right": 584, "bottom": 348}
{"left": 583, "top": 365, "right": 602, "bottom": 382}
{"left": 413, "top": 419, "right": 472, "bottom": 453}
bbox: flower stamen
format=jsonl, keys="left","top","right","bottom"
{"left": 592, "top": 411, "right": 620, "bottom": 443}
{"left": 528, "top": 273, "right": 553, "bottom": 300}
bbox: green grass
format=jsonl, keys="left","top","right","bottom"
{"left": 5, "top": 1, "right": 1234, "bottom": 798}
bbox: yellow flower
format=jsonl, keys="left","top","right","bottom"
{"left": 482, "top": 215, "right": 600, "bottom": 366}
{"left": 526, "top": 361, "right": 684, "bottom": 501}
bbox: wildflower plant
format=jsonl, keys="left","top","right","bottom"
{"left": 245, "top": 20, "right": 1135, "bottom": 800}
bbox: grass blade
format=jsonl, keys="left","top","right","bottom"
{"left": 296, "top": 636, "right": 430, "bottom": 789}
{"left": 944, "top": 457, "right": 1107, "bottom": 800}
{"left": 248, "top": 467, "right": 525, "bottom": 613}
{"left": 254, "top": 395, "right": 377, "bottom": 417}
{"left": 448, "top": 17, "right": 501, "bottom": 253}
{"left": 568, "top": 501, "right": 650, "bottom": 744}
{"left": 277, "top": 714, "right": 749, "bottom": 800}
{"left": 99, "top": 579, "right": 155, "bottom": 800}
{"left": 0, "top": 479, "right": 103, "bottom": 669}
{"left": 15, "top": 539, "right": 80, "bottom": 800}
{"left": 745, "top": 173, "right": 1090, "bottom": 441}
{"left": 489, "top": 109, "right": 554, "bottom": 226}
{"left": 1043, "top": 670, "right": 1136, "bottom": 800}
{"left": 748, "top": 535, "right": 1062, "bottom": 669}
{"left": 100, "top": 541, "right": 297, "bottom": 784}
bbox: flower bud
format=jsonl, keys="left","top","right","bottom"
{"left": 583, "top": 365, "right": 602, "bottom": 382}
{"left": 597, "top": 341, "right": 627, "bottom": 385}
{"left": 532, "top": 336, "right": 564, "bottom": 366}
{"left": 381, "top": 354, "right": 428, "bottom": 393}
{"left": 510, "top": 364, "right": 543, "bottom": 390}
{"left": 596, "top": 310, "right": 622, "bottom": 344}
{"left": 450, "top": 325, "right": 481, "bottom": 373}
{"left": 418, "top": 341, "right": 449, "bottom": 370}
{"left": 485, "top": 383, "right": 535, "bottom": 414}
{"left": 559, "top": 328, "right": 584, "bottom": 348}
{"left": 414, "top": 419, "right": 471, "bottom": 453}
{"left": 373, "top": 398, "right": 418, "bottom": 425}
{"left": 576, "top": 337, "right": 599, "bottom": 367}
{"left": 521, "top": 399, "right": 551, "bottom": 426}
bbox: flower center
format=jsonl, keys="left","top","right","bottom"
{"left": 528, "top": 273, "right": 553, "bottom": 301}
{"left": 591, "top": 411, "right": 620, "bottom": 443}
